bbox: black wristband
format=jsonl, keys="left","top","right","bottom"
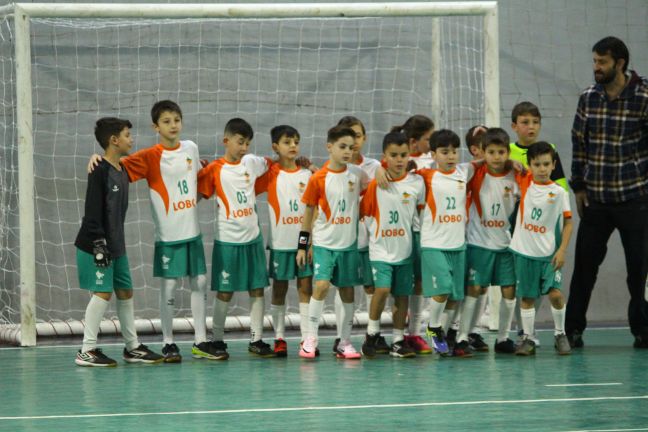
{"left": 297, "top": 231, "right": 310, "bottom": 250}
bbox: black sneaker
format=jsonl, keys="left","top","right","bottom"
{"left": 123, "top": 344, "right": 164, "bottom": 364}
{"left": 248, "top": 340, "right": 276, "bottom": 358}
{"left": 446, "top": 328, "right": 457, "bottom": 351}
{"left": 453, "top": 340, "right": 474, "bottom": 358}
{"left": 332, "top": 337, "right": 340, "bottom": 354}
{"left": 162, "top": 343, "right": 182, "bottom": 363}
{"left": 192, "top": 340, "right": 229, "bottom": 360}
{"left": 633, "top": 335, "right": 648, "bottom": 349}
{"left": 468, "top": 333, "right": 489, "bottom": 352}
{"left": 75, "top": 348, "right": 117, "bottom": 367}
{"left": 361, "top": 333, "right": 379, "bottom": 358}
{"left": 390, "top": 339, "right": 416, "bottom": 358}
{"left": 567, "top": 331, "right": 584, "bottom": 348}
{"left": 494, "top": 338, "right": 516, "bottom": 354}
{"left": 375, "top": 334, "right": 390, "bottom": 354}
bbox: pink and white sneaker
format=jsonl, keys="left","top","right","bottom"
{"left": 299, "top": 336, "right": 318, "bottom": 359}
{"left": 335, "top": 340, "right": 362, "bottom": 359}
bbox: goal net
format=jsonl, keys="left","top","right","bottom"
{"left": 0, "top": 2, "right": 498, "bottom": 345}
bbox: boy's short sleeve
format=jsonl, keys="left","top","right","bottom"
{"left": 561, "top": 189, "right": 572, "bottom": 219}
{"left": 415, "top": 176, "right": 426, "bottom": 209}
{"left": 359, "top": 181, "right": 377, "bottom": 218}
{"left": 197, "top": 163, "right": 216, "bottom": 198}
{"left": 242, "top": 154, "right": 272, "bottom": 177}
{"left": 301, "top": 174, "right": 321, "bottom": 207}
{"left": 120, "top": 147, "right": 154, "bottom": 182}
{"left": 255, "top": 170, "right": 271, "bottom": 195}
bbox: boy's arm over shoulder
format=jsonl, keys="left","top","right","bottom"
{"left": 120, "top": 145, "right": 159, "bottom": 182}
{"left": 242, "top": 153, "right": 273, "bottom": 177}
{"left": 359, "top": 180, "right": 378, "bottom": 218}
{"left": 83, "top": 164, "right": 108, "bottom": 239}
{"left": 197, "top": 160, "right": 218, "bottom": 199}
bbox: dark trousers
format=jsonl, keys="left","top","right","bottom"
{"left": 566, "top": 197, "right": 648, "bottom": 336}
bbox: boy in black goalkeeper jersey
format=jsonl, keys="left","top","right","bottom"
{"left": 74, "top": 117, "right": 162, "bottom": 367}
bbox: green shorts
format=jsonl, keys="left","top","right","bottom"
{"left": 466, "top": 246, "right": 515, "bottom": 287}
{"left": 412, "top": 232, "right": 422, "bottom": 281}
{"left": 513, "top": 254, "right": 562, "bottom": 299}
{"left": 313, "top": 246, "right": 360, "bottom": 288}
{"left": 269, "top": 249, "right": 313, "bottom": 281}
{"left": 359, "top": 249, "right": 374, "bottom": 287}
{"left": 371, "top": 261, "right": 414, "bottom": 296}
{"left": 76, "top": 249, "right": 132, "bottom": 293}
{"left": 421, "top": 249, "right": 466, "bottom": 300}
{"left": 211, "top": 236, "right": 269, "bottom": 292}
{"left": 153, "top": 236, "right": 207, "bottom": 278}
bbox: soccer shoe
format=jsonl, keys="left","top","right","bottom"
{"left": 446, "top": 328, "right": 457, "bottom": 351}
{"left": 468, "top": 333, "right": 489, "bottom": 352}
{"left": 299, "top": 341, "right": 320, "bottom": 356}
{"left": 361, "top": 333, "right": 379, "bottom": 358}
{"left": 274, "top": 339, "right": 288, "bottom": 358}
{"left": 452, "top": 340, "right": 474, "bottom": 358}
{"left": 515, "top": 338, "right": 536, "bottom": 356}
{"left": 75, "top": 348, "right": 117, "bottom": 367}
{"left": 390, "top": 340, "right": 416, "bottom": 358}
{"left": 299, "top": 336, "right": 318, "bottom": 359}
{"left": 161, "top": 343, "right": 182, "bottom": 363}
{"left": 518, "top": 329, "right": 541, "bottom": 348}
{"left": 248, "top": 340, "right": 276, "bottom": 358}
{"left": 425, "top": 326, "right": 449, "bottom": 355}
{"left": 375, "top": 334, "right": 390, "bottom": 354}
{"left": 404, "top": 335, "right": 432, "bottom": 354}
{"left": 332, "top": 337, "right": 341, "bottom": 354}
{"left": 554, "top": 334, "right": 572, "bottom": 355}
{"left": 192, "top": 341, "right": 229, "bottom": 360}
{"left": 494, "top": 338, "right": 516, "bottom": 354}
{"left": 567, "top": 331, "right": 584, "bottom": 348}
{"left": 123, "top": 344, "right": 164, "bottom": 364}
{"left": 335, "top": 340, "right": 362, "bottom": 359}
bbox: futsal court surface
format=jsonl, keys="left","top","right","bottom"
{"left": 1, "top": 327, "right": 646, "bottom": 432}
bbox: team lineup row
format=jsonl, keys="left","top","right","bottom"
{"left": 73, "top": 99, "right": 571, "bottom": 367}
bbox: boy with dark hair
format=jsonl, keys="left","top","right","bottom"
{"left": 510, "top": 142, "right": 573, "bottom": 356}
{"left": 360, "top": 131, "right": 425, "bottom": 358}
{"left": 296, "top": 125, "right": 369, "bottom": 359}
{"left": 198, "top": 118, "right": 276, "bottom": 359}
{"left": 75, "top": 117, "right": 163, "bottom": 367}
{"left": 255, "top": 125, "right": 314, "bottom": 356}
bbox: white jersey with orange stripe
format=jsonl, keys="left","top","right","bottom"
{"left": 466, "top": 165, "right": 520, "bottom": 250}
{"left": 509, "top": 175, "right": 572, "bottom": 260}
{"left": 418, "top": 162, "right": 475, "bottom": 250}
{"left": 255, "top": 164, "right": 312, "bottom": 251}
{"left": 197, "top": 154, "right": 271, "bottom": 244}
{"left": 121, "top": 140, "right": 201, "bottom": 244}
{"left": 355, "top": 155, "right": 381, "bottom": 250}
{"left": 410, "top": 152, "right": 435, "bottom": 170}
{"left": 302, "top": 164, "right": 368, "bottom": 251}
{"left": 360, "top": 173, "right": 425, "bottom": 263}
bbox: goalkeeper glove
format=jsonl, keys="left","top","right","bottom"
{"left": 92, "top": 238, "right": 111, "bottom": 268}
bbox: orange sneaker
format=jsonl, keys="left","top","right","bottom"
{"left": 405, "top": 335, "right": 432, "bottom": 354}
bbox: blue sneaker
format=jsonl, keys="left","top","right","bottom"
{"left": 425, "top": 326, "right": 449, "bottom": 355}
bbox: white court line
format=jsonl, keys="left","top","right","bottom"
{"left": 546, "top": 383, "right": 623, "bottom": 387}
{"left": 565, "top": 428, "right": 648, "bottom": 432}
{"left": 1, "top": 395, "right": 647, "bottom": 421}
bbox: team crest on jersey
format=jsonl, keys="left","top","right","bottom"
{"left": 402, "top": 192, "right": 411, "bottom": 204}
{"left": 547, "top": 191, "right": 556, "bottom": 204}
{"left": 503, "top": 186, "right": 513, "bottom": 196}
{"left": 186, "top": 157, "right": 193, "bottom": 171}
{"left": 348, "top": 180, "right": 355, "bottom": 192}
{"left": 298, "top": 181, "right": 306, "bottom": 193}
{"left": 244, "top": 171, "right": 251, "bottom": 184}
{"left": 457, "top": 180, "right": 465, "bottom": 190}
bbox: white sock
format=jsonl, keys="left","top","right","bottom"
{"left": 393, "top": 328, "right": 404, "bottom": 343}
{"left": 497, "top": 298, "right": 517, "bottom": 342}
{"left": 334, "top": 292, "right": 343, "bottom": 339}
{"left": 250, "top": 296, "right": 264, "bottom": 343}
{"left": 299, "top": 302, "right": 309, "bottom": 340}
{"left": 365, "top": 293, "right": 373, "bottom": 313}
{"left": 81, "top": 295, "right": 110, "bottom": 353}
{"left": 514, "top": 301, "right": 523, "bottom": 331}
{"left": 551, "top": 305, "right": 566, "bottom": 336}
{"left": 160, "top": 278, "right": 178, "bottom": 345}
{"left": 520, "top": 307, "right": 536, "bottom": 338}
{"left": 442, "top": 308, "right": 456, "bottom": 332}
{"left": 427, "top": 299, "right": 447, "bottom": 328}
{"left": 367, "top": 318, "right": 380, "bottom": 336}
{"left": 340, "top": 301, "right": 354, "bottom": 342}
{"left": 308, "top": 298, "right": 325, "bottom": 339}
{"left": 116, "top": 297, "right": 139, "bottom": 351}
{"left": 408, "top": 295, "right": 423, "bottom": 336}
{"left": 212, "top": 298, "right": 229, "bottom": 341}
{"left": 271, "top": 303, "right": 286, "bottom": 340}
{"left": 471, "top": 293, "right": 488, "bottom": 333}
{"left": 451, "top": 306, "right": 461, "bottom": 330}
{"left": 190, "top": 275, "right": 208, "bottom": 344}
{"left": 458, "top": 296, "right": 478, "bottom": 343}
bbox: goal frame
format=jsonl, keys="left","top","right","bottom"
{"left": 0, "top": 2, "right": 499, "bottom": 346}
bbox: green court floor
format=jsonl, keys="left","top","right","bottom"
{"left": 1, "top": 328, "right": 647, "bottom": 432}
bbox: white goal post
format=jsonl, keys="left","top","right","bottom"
{"left": 0, "top": 2, "right": 499, "bottom": 346}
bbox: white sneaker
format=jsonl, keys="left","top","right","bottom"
{"left": 335, "top": 339, "right": 362, "bottom": 359}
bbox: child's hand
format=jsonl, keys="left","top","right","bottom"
{"left": 200, "top": 159, "right": 210, "bottom": 168}
{"left": 375, "top": 166, "right": 392, "bottom": 189}
{"left": 307, "top": 247, "right": 313, "bottom": 264}
{"left": 296, "top": 249, "right": 307, "bottom": 268}
{"left": 507, "top": 159, "right": 526, "bottom": 175}
{"left": 87, "top": 154, "right": 102, "bottom": 173}
{"left": 551, "top": 249, "right": 566, "bottom": 270}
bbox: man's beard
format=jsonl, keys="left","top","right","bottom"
{"left": 594, "top": 67, "right": 617, "bottom": 85}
